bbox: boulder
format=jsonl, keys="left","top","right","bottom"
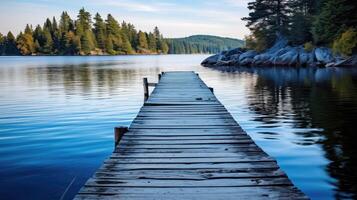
{"left": 299, "top": 49, "right": 315, "bottom": 66}
{"left": 201, "top": 54, "right": 220, "bottom": 65}
{"left": 240, "top": 57, "right": 254, "bottom": 66}
{"left": 273, "top": 47, "right": 299, "bottom": 66}
{"left": 239, "top": 50, "right": 257, "bottom": 62}
{"left": 224, "top": 48, "right": 244, "bottom": 57}
{"left": 315, "top": 47, "right": 335, "bottom": 65}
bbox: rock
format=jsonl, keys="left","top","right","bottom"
{"left": 201, "top": 54, "right": 220, "bottom": 65}
{"left": 240, "top": 57, "right": 254, "bottom": 66}
{"left": 334, "top": 55, "right": 357, "bottom": 67}
{"left": 239, "top": 50, "right": 257, "bottom": 62}
{"left": 315, "top": 47, "right": 335, "bottom": 65}
{"left": 224, "top": 48, "right": 244, "bottom": 57}
{"left": 299, "top": 49, "right": 315, "bottom": 66}
{"left": 266, "top": 34, "right": 288, "bottom": 54}
{"left": 273, "top": 47, "right": 299, "bottom": 66}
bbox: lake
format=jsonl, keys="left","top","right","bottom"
{"left": 0, "top": 55, "right": 356, "bottom": 200}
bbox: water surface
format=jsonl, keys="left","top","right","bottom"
{"left": 0, "top": 55, "right": 356, "bottom": 199}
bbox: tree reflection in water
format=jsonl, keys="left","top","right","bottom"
{"left": 208, "top": 65, "right": 357, "bottom": 199}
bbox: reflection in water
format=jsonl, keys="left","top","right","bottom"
{"left": 0, "top": 56, "right": 356, "bottom": 200}
{"left": 209, "top": 66, "right": 357, "bottom": 199}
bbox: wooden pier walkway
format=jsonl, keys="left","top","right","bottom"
{"left": 75, "top": 71, "right": 307, "bottom": 199}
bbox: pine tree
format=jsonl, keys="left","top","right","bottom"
{"left": 59, "top": 11, "right": 74, "bottom": 33}
{"left": 137, "top": 31, "right": 148, "bottom": 50}
{"left": 17, "top": 25, "right": 35, "bottom": 55}
{"left": 42, "top": 28, "right": 53, "bottom": 54}
{"left": 76, "top": 8, "right": 96, "bottom": 53}
{"left": 147, "top": 33, "right": 157, "bottom": 52}
{"left": 4, "top": 32, "right": 19, "bottom": 55}
{"left": 93, "top": 13, "right": 106, "bottom": 50}
{"left": 312, "top": 0, "right": 357, "bottom": 45}
{"left": 121, "top": 35, "right": 134, "bottom": 54}
{"left": 0, "top": 33, "right": 4, "bottom": 55}
{"left": 242, "top": 0, "right": 291, "bottom": 48}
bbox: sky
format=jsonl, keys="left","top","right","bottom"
{"left": 0, "top": 0, "right": 251, "bottom": 39}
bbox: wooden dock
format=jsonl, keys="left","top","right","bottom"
{"left": 75, "top": 71, "right": 308, "bottom": 199}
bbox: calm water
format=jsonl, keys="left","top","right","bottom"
{"left": 0, "top": 55, "right": 356, "bottom": 200}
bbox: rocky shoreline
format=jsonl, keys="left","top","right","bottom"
{"left": 201, "top": 37, "right": 356, "bottom": 68}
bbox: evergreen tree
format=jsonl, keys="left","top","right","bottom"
{"left": 93, "top": 13, "right": 106, "bottom": 50}
{"left": 242, "top": 0, "right": 291, "bottom": 48}
{"left": 42, "top": 28, "right": 53, "bottom": 54}
{"left": 312, "top": 0, "right": 357, "bottom": 45}
{"left": 147, "top": 33, "right": 157, "bottom": 52}
{"left": 0, "top": 33, "right": 4, "bottom": 55}
{"left": 4, "top": 32, "right": 19, "bottom": 55}
{"left": 121, "top": 35, "right": 134, "bottom": 54}
{"left": 76, "top": 8, "right": 96, "bottom": 53}
{"left": 105, "top": 35, "right": 114, "bottom": 54}
{"left": 17, "top": 25, "right": 35, "bottom": 55}
{"left": 59, "top": 11, "right": 74, "bottom": 33}
{"left": 137, "top": 31, "right": 148, "bottom": 50}
{"left": 0, "top": 9, "right": 172, "bottom": 55}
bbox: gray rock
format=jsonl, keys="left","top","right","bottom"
{"left": 224, "top": 48, "right": 244, "bottom": 57}
{"left": 201, "top": 54, "right": 220, "bottom": 65}
{"left": 299, "top": 49, "right": 315, "bottom": 66}
{"left": 315, "top": 47, "right": 335, "bottom": 65}
{"left": 273, "top": 47, "right": 299, "bottom": 66}
{"left": 240, "top": 57, "right": 254, "bottom": 66}
{"left": 239, "top": 50, "right": 257, "bottom": 62}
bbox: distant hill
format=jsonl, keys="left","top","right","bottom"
{"left": 166, "top": 35, "right": 244, "bottom": 54}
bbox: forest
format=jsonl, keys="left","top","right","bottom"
{"left": 167, "top": 35, "right": 244, "bottom": 54}
{"left": 0, "top": 8, "right": 169, "bottom": 55}
{"left": 243, "top": 0, "right": 356, "bottom": 56}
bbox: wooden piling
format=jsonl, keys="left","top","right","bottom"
{"left": 114, "top": 126, "right": 128, "bottom": 147}
{"left": 143, "top": 77, "right": 149, "bottom": 101}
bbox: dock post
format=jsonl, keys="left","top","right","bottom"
{"left": 143, "top": 77, "right": 149, "bottom": 101}
{"left": 114, "top": 126, "right": 128, "bottom": 147}
{"left": 209, "top": 87, "right": 214, "bottom": 93}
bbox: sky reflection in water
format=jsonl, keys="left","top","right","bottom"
{"left": 0, "top": 55, "right": 356, "bottom": 199}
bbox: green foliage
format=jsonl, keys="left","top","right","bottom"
{"left": 243, "top": 0, "right": 357, "bottom": 53}
{"left": 312, "top": 0, "right": 357, "bottom": 45}
{"left": 137, "top": 31, "right": 148, "bottom": 51}
{"left": 304, "top": 42, "right": 314, "bottom": 52}
{"left": 167, "top": 35, "right": 244, "bottom": 54}
{"left": 3, "top": 32, "right": 19, "bottom": 55}
{"left": 332, "top": 28, "right": 357, "bottom": 56}
{"left": 0, "top": 8, "right": 170, "bottom": 55}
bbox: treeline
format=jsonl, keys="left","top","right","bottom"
{"left": 167, "top": 35, "right": 244, "bottom": 54}
{"left": 0, "top": 8, "right": 169, "bottom": 55}
{"left": 243, "top": 0, "right": 357, "bottom": 56}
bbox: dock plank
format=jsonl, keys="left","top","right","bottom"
{"left": 75, "top": 71, "right": 308, "bottom": 199}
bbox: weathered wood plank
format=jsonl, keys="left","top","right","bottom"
{"left": 75, "top": 71, "right": 308, "bottom": 199}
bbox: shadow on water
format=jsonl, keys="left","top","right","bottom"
{"left": 207, "top": 65, "right": 357, "bottom": 199}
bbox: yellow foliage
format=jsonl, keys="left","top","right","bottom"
{"left": 332, "top": 28, "right": 357, "bottom": 56}
{"left": 304, "top": 42, "right": 314, "bottom": 52}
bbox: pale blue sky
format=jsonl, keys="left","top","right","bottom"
{"left": 0, "top": 0, "right": 250, "bottom": 39}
